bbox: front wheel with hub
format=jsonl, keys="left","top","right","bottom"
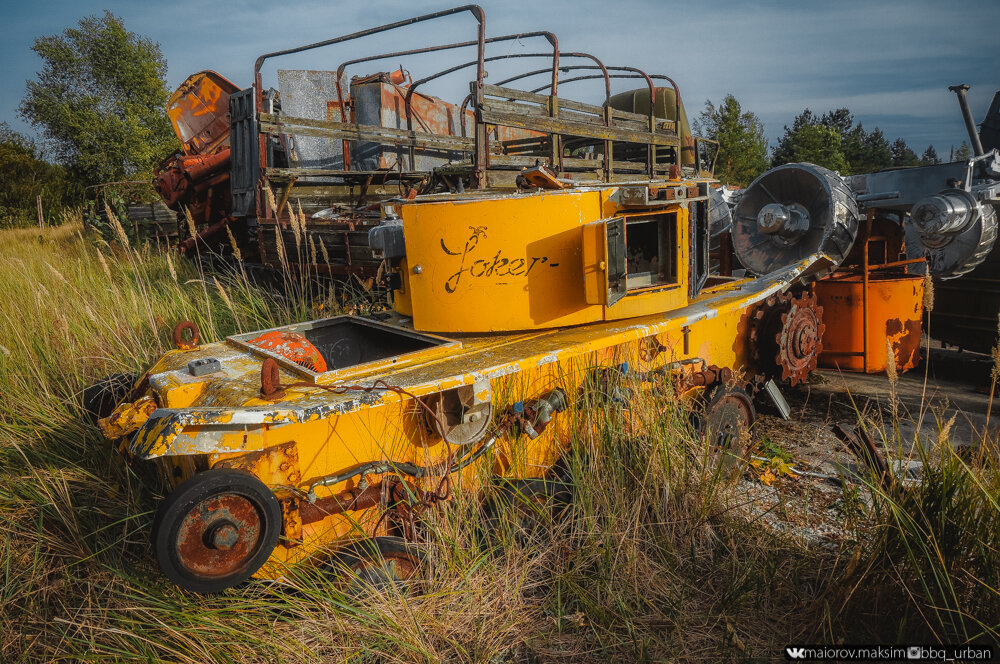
{"left": 151, "top": 468, "right": 281, "bottom": 594}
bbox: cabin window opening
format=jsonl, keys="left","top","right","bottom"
{"left": 625, "top": 213, "right": 677, "bottom": 291}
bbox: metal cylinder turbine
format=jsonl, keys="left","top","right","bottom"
{"left": 708, "top": 185, "right": 734, "bottom": 238}
{"left": 905, "top": 189, "right": 998, "bottom": 279}
{"left": 732, "top": 163, "right": 859, "bottom": 276}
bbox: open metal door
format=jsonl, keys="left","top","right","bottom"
{"left": 583, "top": 216, "right": 627, "bottom": 306}
{"left": 229, "top": 88, "right": 259, "bottom": 219}
{"left": 605, "top": 217, "right": 627, "bottom": 306}
{"left": 689, "top": 183, "right": 710, "bottom": 298}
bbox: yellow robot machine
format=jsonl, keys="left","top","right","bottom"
{"left": 96, "top": 6, "right": 860, "bottom": 592}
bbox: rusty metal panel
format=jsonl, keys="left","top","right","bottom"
{"left": 816, "top": 274, "right": 924, "bottom": 373}
{"left": 167, "top": 71, "right": 239, "bottom": 156}
{"left": 277, "top": 69, "right": 348, "bottom": 170}
{"left": 351, "top": 80, "right": 471, "bottom": 171}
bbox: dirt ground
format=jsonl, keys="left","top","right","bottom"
{"left": 781, "top": 342, "right": 995, "bottom": 460}
{"left": 735, "top": 339, "right": 998, "bottom": 544}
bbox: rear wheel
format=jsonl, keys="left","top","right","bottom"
{"left": 696, "top": 383, "right": 756, "bottom": 472}
{"left": 324, "top": 536, "right": 425, "bottom": 594}
{"left": 481, "top": 477, "right": 573, "bottom": 549}
{"left": 83, "top": 372, "right": 138, "bottom": 423}
{"left": 151, "top": 468, "right": 281, "bottom": 594}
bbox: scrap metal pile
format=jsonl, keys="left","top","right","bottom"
{"left": 726, "top": 84, "right": 1000, "bottom": 369}
{"left": 89, "top": 5, "right": 1000, "bottom": 593}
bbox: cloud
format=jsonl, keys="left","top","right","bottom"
{"left": 2, "top": 0, "right": 998, "bottom": 155}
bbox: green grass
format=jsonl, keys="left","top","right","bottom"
{"left": 0, "top": 218, "right": 998, "bottom": 662}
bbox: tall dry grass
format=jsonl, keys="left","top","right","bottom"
{"left": 0, "top": 217, "right": 998, "bottom": 662}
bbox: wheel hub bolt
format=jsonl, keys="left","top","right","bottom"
{"left": 210, "top": 523, "right": 239, "bottom": 550}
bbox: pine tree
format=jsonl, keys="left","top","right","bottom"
{"left": 771, "top": 109, "right": 817, "bottom": 166}
{"left": 849, "top": 126, "right": 893, "bottom": 173}
{"left": 696, "top": 95, "right": 769, "bottom": 186}
{"left": 920, "top": 145, "right": 940, "bottom": 165}
{"left": 772, "top": 110, "right": 849, "bottom": 172}
{"left": 820, "top": 108, "right": 854, "bottom": 137}
{"left": 891, "top": 138, "right": 921, "bottom": 167}
{"left": 774, "top": 108, "right": 898, "bottom": 174}
{"left": 954, "top": 141, "right": 971, "bottom": 161}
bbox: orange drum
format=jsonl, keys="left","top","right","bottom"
{"left": 815, "top": 274, "right": 924, "bottom": 374}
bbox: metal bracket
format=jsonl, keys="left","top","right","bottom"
{"left": 762, "top": 379, "right": 791, "bottom": 420}
{"left": 188, "top": 358, "right": 222, "bottom": 376}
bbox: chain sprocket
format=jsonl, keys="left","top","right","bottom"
{"left": 749, "top": 290, "right": 825, "bottom": 385}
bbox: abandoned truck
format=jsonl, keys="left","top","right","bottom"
{"left": 88, "top": 6, "right": 875, "bottom": 593}
{"left": 152, "top": 10, "right": 1000, "bottom": 379}
{"left": 152, "top": 7, "right": 714, "bottom": 278}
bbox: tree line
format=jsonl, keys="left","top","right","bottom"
{"left": 2, "top": 11, "right": 175, "bottom": 228}
{"left": 698, "top": 94, "right": 969, "bottom": 187}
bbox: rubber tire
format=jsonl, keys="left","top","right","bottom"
{"left": 480, "top": 477, "right": 573, "bottom": 551}
{"left": 151, "top": 468, "right": 281, "bottom": 594}
{"left": 323, "top": 536, "right": 425, "bottom": 593}
{"left": 83, "top": 372, "right": 138, "bottom": 423}
{"left": 697, "top": 384, "right": 756, "bottom": 473}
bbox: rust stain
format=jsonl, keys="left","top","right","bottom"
{"left": 175, "top": 493, "right": 262, "bottom": 577}
{"left": 277, "top": 493, "right": 303, "bottom": 547}
{"left": 886, "top": 317, "right": 922, "bottom": 372}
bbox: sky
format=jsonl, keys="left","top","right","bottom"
{"left": 2, "top": 0, "right": 998, "bottom": 158}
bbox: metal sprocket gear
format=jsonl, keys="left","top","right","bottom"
{"left": 749, "top": 291, "right": 825, "bottom": 385}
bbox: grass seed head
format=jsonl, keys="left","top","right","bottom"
{"left": 275, "top": 225, "right": 288, "bottom": 268}
{"left": 214, "top": 277, "right": 235, "bottom": 312}
{"left": 937, "top": 412, "right": 957, "bottom": 451}
{"left": 45, "top": 261, "right": 68, "bottom": 285}
{"left": 886, "top": 339, "right": 898, "bottom": 382}
{"left": 263, "top": 181, "right": 278, "bottom": 217}
{"left": 96, "top": 250, "right": 112, "bottom": 280}
{"left": 225, "top": 225, "right": 242, "bottom": 262}
{"left": 104, "top": 201, "right": 129, "bottom": 247}
{"left": 183, "top": 207, "right": 197, "bottom": 241}
{"left": 923, "top": 271, "right": 934, "bottom": 311}
{"left": 166, "top": 251, "right": 178, "bottom": 283}
{"left": 286, "top": 201, "right": 302, "bottom": 252}
{"left": 319, "top": 238, "right": 330, "bottom": 266}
